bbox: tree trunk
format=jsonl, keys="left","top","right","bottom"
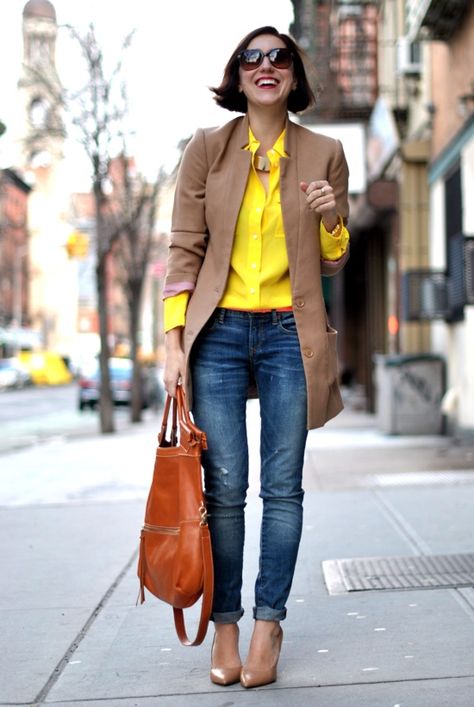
{"left": 95, "top": 181, "right": 115, "bottom": 434}
{"left": 129, "top": 287, "right": 142, "bottom": 423}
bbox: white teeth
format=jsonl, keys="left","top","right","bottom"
{"left": 257, "top": 79, "right": 277, "bottom": 87}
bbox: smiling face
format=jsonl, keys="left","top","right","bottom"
{"left": 238, "top": 34, "right": 296, "bottom": 113}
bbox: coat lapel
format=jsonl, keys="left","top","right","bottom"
{"left": 280, "top": 119, "right": 302, "bottom": 274}
{"left": 217, "top": 116, "right": 252, "bottom": 254}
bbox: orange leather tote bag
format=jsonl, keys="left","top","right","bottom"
{"left": 137, "top": 385, "right": 213, "bottom": 646}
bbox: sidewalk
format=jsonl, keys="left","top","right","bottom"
{"left": 1, "top": 401, "right": 474, "bottom": 706}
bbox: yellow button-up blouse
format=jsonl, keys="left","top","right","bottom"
{"left": 163, "top": 128, "right": 349, "bottom": 332}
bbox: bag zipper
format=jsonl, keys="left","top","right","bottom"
{"left": 143, "top": 523, "right": 180, "bottom": 535}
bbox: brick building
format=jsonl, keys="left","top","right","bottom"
{"left": 290, "top": 0, "right": 474, "bottom": 433}
{"left": 0, "top": 169, "right": 31, "bottom": 328}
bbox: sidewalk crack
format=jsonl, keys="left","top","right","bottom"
{"left": 372, "top": 489, "right": 432, "bottom": 555}
{"left": 30, "top": 549, "right": 139, "bottom": 706}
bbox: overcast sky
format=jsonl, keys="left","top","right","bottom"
{"left": 0, "top": 0, "right": 294, "bottom": 183}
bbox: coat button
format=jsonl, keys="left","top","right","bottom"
{"left": 295, "top": 298, "right": 305, "bottom": 308}
{"left": 302, "top": 347, "right": 314, "bottom": 358}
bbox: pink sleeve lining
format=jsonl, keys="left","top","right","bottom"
{"left": 162, "top": 281, "right": 195, "bottom": 298}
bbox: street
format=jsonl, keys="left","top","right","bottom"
{"left": 0, "top": 383, "right": 78, "bottom": 423}
{"left": 0, "top": 383, "right": 162, "bottom": 455}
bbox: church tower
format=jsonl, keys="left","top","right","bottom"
{"left": 19, "top": 0, "right": 64, "bottom": 168}
{"left": 16, "top": 0, "right": 78, "bottom": 357}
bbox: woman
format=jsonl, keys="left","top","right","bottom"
{"left": 163, "top": 26, "right": 350, "bottom": 688}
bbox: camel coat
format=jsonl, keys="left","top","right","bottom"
{"left": 165, "top": 115, "right": 350, "bottom": 429}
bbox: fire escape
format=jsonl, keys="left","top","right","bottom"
{"left": 291, "top": 0, "right": 378, "bottom": 123}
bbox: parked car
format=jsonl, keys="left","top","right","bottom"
{"left": 0, "top": 358, "right": 33, "bottom": 390}
{"left": 78, "top": 357, "right": 164, "bottom": 411}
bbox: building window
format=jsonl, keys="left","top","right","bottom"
{"left": 29, "top": 97, "right": 49, "bottom": 129}
{"left": 445, "top": 164, "right": 465, "bottom": 323}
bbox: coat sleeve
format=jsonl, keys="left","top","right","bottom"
{"left": 164, "top": 129, "right": 209, "bottom": 291}
{"left": 321, "top": 139, "right": 350, "bottom": 277}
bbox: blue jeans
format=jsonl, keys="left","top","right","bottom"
{"left": 190, "top": 308, "right": 308, "bottom": 624}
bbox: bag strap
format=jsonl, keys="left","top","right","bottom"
{"left": 158, "top": 392, "right": 178, "bottom": 446}
{"left": 173, "top": 524, "right": 214, "bottom": 646}
{"left": 160, "top": 386, "right": 200, "bottom": 447}
{"left": 175, "top": 385, "right": 208, "bottom": 449}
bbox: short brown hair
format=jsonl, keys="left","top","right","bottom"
{"left": 210, "top": 26, "right": 316, "bottom": 114}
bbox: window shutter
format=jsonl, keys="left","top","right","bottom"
{"left": 446, "top": 231, "right": 466, "bottom": 321}
{"left": 465, "top": 237, "right": 474, "bottom": 305}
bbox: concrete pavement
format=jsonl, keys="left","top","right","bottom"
{"left": 1, "top": 399, "right": 474, "bottom": 706}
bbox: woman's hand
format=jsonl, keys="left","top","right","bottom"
{"left": 300, "top": 180, "right": 338, "bottom": 232}
{"left": 163, "top": 327, "right": 185, "bottom": 398}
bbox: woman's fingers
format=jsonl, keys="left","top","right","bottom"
{"left": 164, "top": 328, "right": 185, "bottom": 398}
{"left": 302, "top": 180, "right": 333, "bottom": 201}
{"left": 300, "top": 180, "right": 336, "bottom": 216}
{"left": 163, "top": 355, "right": 185, "bottom": 398}
{"left": 164, "top": 374, "right": 180, "bottom": 398}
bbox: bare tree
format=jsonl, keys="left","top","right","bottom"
{"left": 65, "top": 24, "right": 135, "bottom": 434}
{"left": 110, "top": 154, "right": 165, "bottom": 422}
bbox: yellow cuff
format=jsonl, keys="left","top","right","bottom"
{"left": 163, "top": 291, "right": 190, "bottom": 332}
{"left": 320, "top": 216, "right": 350, "bottom": 261}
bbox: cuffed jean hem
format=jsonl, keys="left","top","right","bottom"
{"left": 253, "top": 606, "right": 287, "bottom": 622}
{"left": 212, "top": 608, "right": 245, "bottom": 624}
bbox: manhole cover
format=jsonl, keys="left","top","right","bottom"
{"left": 322, "top": 553, "right": 474, "bottom": 595}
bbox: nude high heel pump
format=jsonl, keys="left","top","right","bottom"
{"left": 240, "top": 626, "right": 283, "bottom": 689}
{"left": 210, "top": 628, "right": 242, "bottom": 686}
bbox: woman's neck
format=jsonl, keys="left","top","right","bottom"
{"left": 247, "top": 107, "right": 287, "bottom": 154}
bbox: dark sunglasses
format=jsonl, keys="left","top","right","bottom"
{"left": 238, "top": 47, "right": 293, "bottom": 71}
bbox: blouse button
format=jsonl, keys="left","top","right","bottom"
{"left": 250, "top": 288, "right": 256, "bottom": 294}
{"left": 295, "top": 298, "right": 305, "bottom": 308}
{"left": 302, "top": 347, "right": 314, "bottom": 358}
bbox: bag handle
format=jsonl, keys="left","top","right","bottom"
{"left": 158, "top": 390, "right": 178, "bottom": 446}
{"left": 173, "top": 523, "right": 214, "bottom": 646}
{"left": 176, "top": 385, "right": 207, "bottom": 448}
{"left": 160, "top": 385, "right": 207, "bottom": 450}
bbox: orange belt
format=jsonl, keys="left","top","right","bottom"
{"left": 223, "top": 306, "right": 293, "bottom": 313}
